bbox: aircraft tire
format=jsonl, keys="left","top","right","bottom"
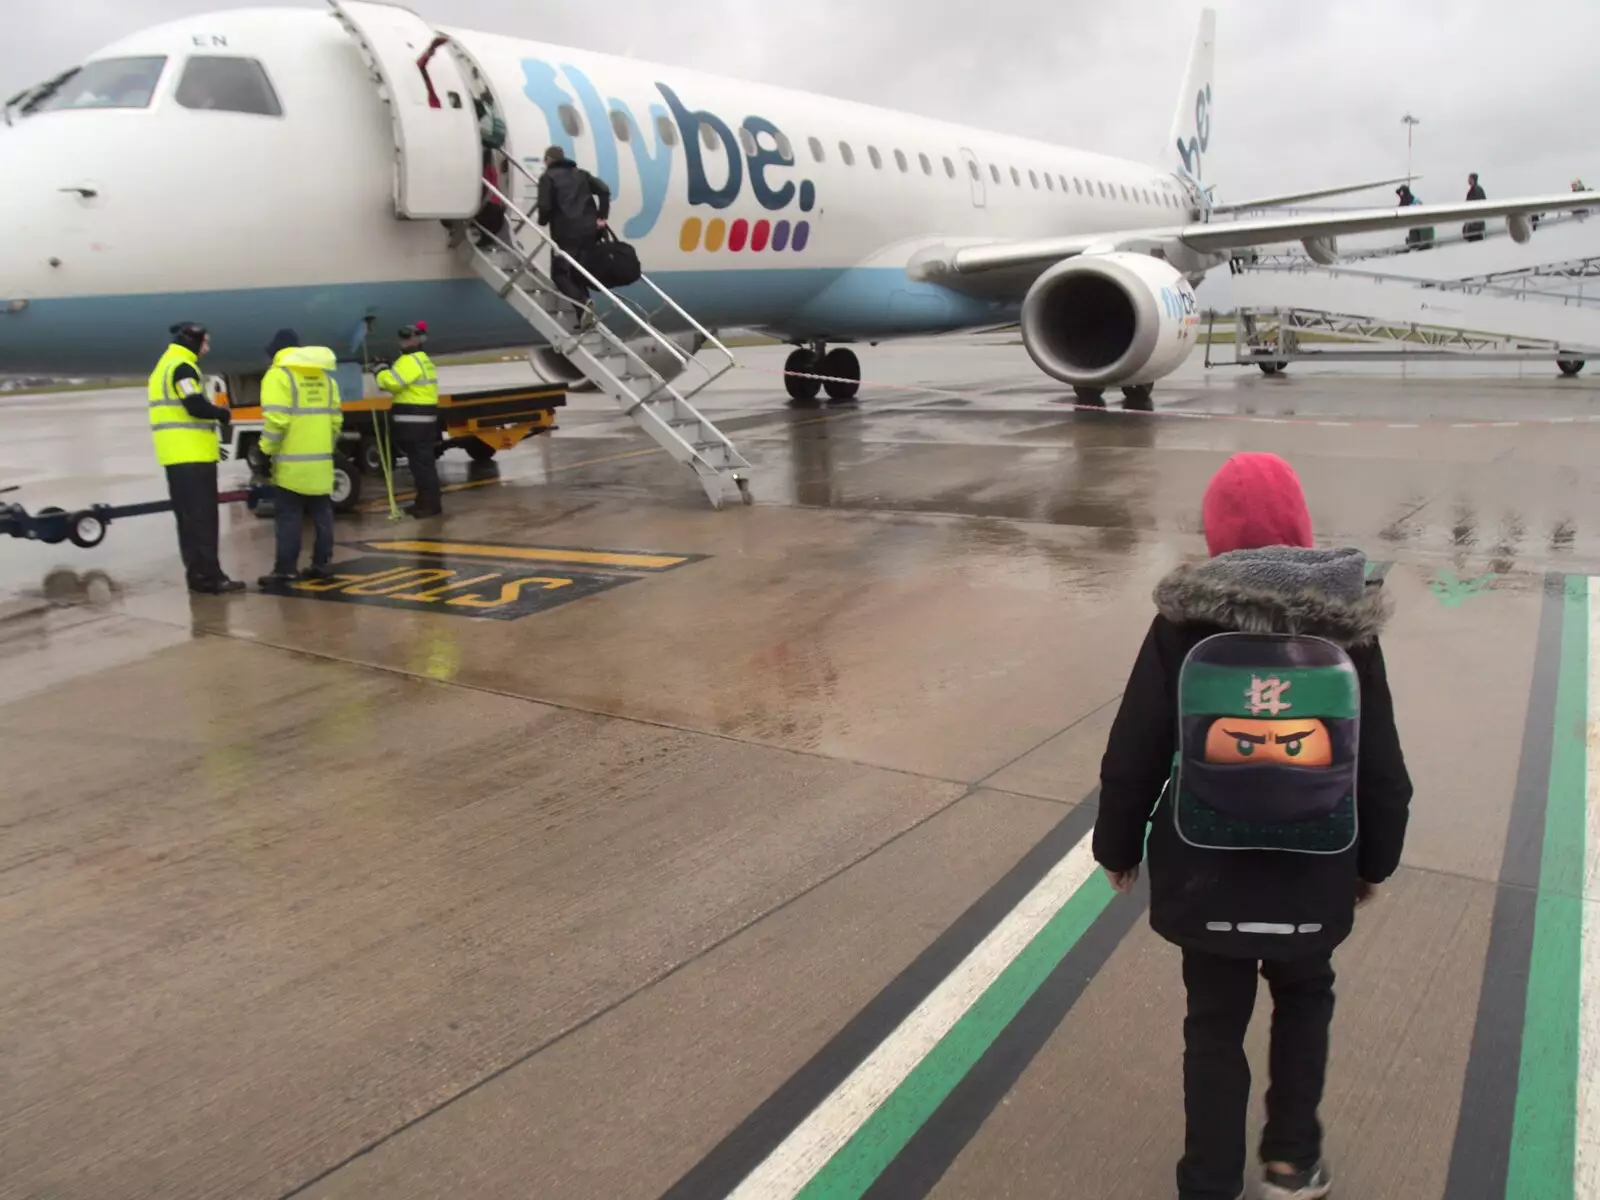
{"left": 1072, "top": 386, "right": 1106, "bottom": 409}
{"left": 821, "top": 348, "right": 861, "bottom": 403}
{"left": 1558, "top": 358, "right": 1585, "bottom": 377}
{"left": 784, "top": 348, "right": 823, "bottom": 404}
{"left": 1121, "top": 385, "right": 1155, "bottom": 412}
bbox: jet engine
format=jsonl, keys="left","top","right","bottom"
{"left": 1019, "top": 252, "right": 1199, "bottom": 389}
{"left": 530, "top": 331, "right": 704, "bottom": 393}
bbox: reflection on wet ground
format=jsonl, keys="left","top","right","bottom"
{"left": 6, "top": 338, "right": 1600, "bottom": 1199}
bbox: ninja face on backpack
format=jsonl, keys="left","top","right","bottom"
{"left": 1174, "top": 632, "right": 1359, "bottom": 852}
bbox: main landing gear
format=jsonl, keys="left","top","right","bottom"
{"left": 1071, "top": 385, "right": 1155, "bottom": 412}
{"left": 784, "top": 341, "right": 861, "bottom": 405}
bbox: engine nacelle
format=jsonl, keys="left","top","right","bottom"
{"left": 1019, "top": 252, "right": 1199, "bottom": 388}
{"left": 530, "top": 330, "right": 704, "bottom": 392}
{"left": 1303, "top": 236, "right": 1340, "bottom": 266}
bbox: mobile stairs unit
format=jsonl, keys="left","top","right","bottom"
{"left": 1215, "top": 255, "right": 1600, "bottom": 378}
{"left": 462, "top": 162, "right": 752, "bottom": 509}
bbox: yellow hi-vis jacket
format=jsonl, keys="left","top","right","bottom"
{"left": 375, "top": 351, "right": 439, "bottom": 431}
{"left": 259, "top": 347, "right": 343, "bottom": 495}
{"left": 147, "top": 343, "right": 219, "bottom": 466}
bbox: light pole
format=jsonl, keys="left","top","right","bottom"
{"left": 1401, "top": 113, "right": 1420, "bottom": 183}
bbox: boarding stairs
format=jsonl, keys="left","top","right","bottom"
{"left": 1221, "top": 235, "right": 1600, "bottom": 371}
{"left": 459, "top": 161, "right": 751, "bottom": 508}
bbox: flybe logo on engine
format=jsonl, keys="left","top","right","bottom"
{"left": 520, "top": 60, "right": 817, "bottom": 246}
{"left": 1160, "top": 282, "right": 1198, "bottom": 319}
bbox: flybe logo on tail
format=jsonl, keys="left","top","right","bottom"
{"left": 1175, "top": 84, "right": 1212, "bottom": 180}
{"left": 520, "top": 60, "right": 817, "bottom": 244}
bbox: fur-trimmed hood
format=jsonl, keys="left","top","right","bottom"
{"left": 1153, "top": 546, "right": 1390, "bottom": 646}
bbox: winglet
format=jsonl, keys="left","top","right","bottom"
{"left": 1165, "top": 8, "right": 1217, "bottom": 187}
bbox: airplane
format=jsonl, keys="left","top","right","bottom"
{"left": 1, "top": 1, "right": 1595, "bottom": 415}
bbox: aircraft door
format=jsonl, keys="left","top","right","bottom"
{"left": 959, "top": 147, "right": 986, "bottom": 208}
{"left": 330, "top": 0, "right": 482, "bottom": 219}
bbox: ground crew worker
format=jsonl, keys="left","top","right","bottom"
{"left": 256, "top": 329, "right": 343, "bottom": 589}
{"left": 374, "top": 322, "right": 442, "bottom": 517}
{"left": 147, "top": 322, "right": 246, "bottom": 594}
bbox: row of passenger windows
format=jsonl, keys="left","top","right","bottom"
{"left": 555, "top": 100, "right": 1183, "bottom": 209}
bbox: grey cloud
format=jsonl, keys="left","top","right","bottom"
{"left": 6, "top": 0, "right": 1597, "bottom": 202}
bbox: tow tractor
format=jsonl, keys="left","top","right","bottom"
{"left": 215, "top": 368, "right": 568, "bottom": 513}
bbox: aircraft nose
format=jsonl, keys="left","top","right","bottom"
{"left": 0, "top": 128, "right": 106, "bottom": 375}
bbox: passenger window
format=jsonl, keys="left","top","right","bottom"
{"left": 967, "top": 159, "right": 979, "bottom": 181}
{"left": 1046, "top": 173, "right": 1055, "bottom": 191}
{"left": 920, "top": 152, "right": 932, "bottom": 175}
{"left": 894, "top": 149, "right": 908, "bottom": 172}
{"left": 174, "top": 57, "right": 282, "bottom": 116}
{"left": 990, "top": 164, "right": 1001, "bottom": 183}
{"left": 560, "top": 104, "right": 583, "bottom": 137}
{"left": 774, "top": 130, "right": 793, "bottom": 159}
{"left": 1029, "top": 170, "right": 1038, "bottom": 189}
{"left": 738, "top": 126, "right": 757, "bottom": 155}
{"left": 868, "top": 146, "right": 883, "bottom": 169}
{"left": 809, "top": 136, "right": 825, "bottom": 162}
{"left": 29, "top": 56, "right": 167, "bottom": 112}
{"left": 1120, "top": 184, "right": 1130, "bottom": 200}
{"left": 1097, "top": 181, "right": 1107, "bottom": 197}
{"left": 1073, "top": 178, "right": 1082, "bottom": 194}
{"left": 656, "top": 115, "right": 679, "bottom": 147}
{"left": 609, "top": 110, "right": 631, "bottom": 142}
{"left": 1010, "top": 166, "right": 1020, "bottom": 186}
{"left": 700, "top": 121, "right": 719, "bottom": 151}
{"left": 840, "top": 141, "right": 855, "bottom": 166}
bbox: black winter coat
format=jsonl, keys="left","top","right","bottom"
{"left": 1092, "top": 548, "right": 1413, "bottom": 959}
{"left": 536, "top": 159, "right": 612, "bottom": 246}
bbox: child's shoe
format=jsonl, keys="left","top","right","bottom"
{"left": 1260, "top": 1159, "right": 1332, "bottom": 1199}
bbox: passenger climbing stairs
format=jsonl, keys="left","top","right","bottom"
{"left": 459, "top": 161, "right": 751, "bottom": 509}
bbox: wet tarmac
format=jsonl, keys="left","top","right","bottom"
{"left": 5, "top": 338, "right": 1600, "bottom": 1200}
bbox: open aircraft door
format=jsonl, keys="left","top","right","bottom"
{"left": 329, "top": 0, "right": 482, "bottom": 219}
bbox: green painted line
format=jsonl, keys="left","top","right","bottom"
{"left": 795, "top": 873, "right": 1116, "bottom": 1200}
{"left": 1507, "top": 574, "right": 1587, "bottom": 1199}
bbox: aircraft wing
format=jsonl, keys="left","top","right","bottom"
{"left": 937, "top": 190, "right": 1600, "bottom": 278}
{"left": 1209, "top": 175, "right": 1419, "bottom": 215}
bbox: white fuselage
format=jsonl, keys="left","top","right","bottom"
{"left": 0, "top": 7, "right": 1201, "bottom": 375}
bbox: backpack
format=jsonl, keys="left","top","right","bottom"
{"left": 583, "top": 228, "right": 642, "bottom": 288}
{"left": 1168, "top": 631, "right": 1359, "bottom": 855}
{"left": 479, "top": 112, "right": 506, "bottom": 149}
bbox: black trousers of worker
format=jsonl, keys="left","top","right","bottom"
{"left": 393, "top": 411, "right": 441, "bottom": 514}
{"left": 1178, "top": 949, "right": 1336, "bottom": 1200}
{"left": 164, "top": 462, "right": 221, "bottom": 589}
{"left": 552, "top": 230, "right": 599, "bottom": 310}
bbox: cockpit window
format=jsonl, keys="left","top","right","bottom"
{"left": 175, "top": 57, "right": 282, "bottom": 116}
{"left": 27, "top": 56, "right": 167, "bottom": 112}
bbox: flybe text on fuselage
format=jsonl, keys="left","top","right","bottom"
{"left": 520, "top": 60, "right": 817, "bottom": 250}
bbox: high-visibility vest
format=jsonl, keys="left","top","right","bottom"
{"left": 376, "top": 351, "right": 439, "bottom": 432}
{"left": 147, "top": 344, "right": 219, "bottom": 466}
{"left": 260, "top": 349, "right": 342, "bottom": 495}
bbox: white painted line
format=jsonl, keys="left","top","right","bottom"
{"left": 1491, "top": 421, "right": 1520, "bottom": 428}
{"left": 1579, "top": 575, "right": 1600, "bottom": 1197}
{"left": 726, "top": 828, "right": 1101, "bottom": 1199}
{"left": 1316, "top": 421, "right": 1349, "bottom": 428}
{"left": 1389, "top": 423, "right": 1420, "bottom": 429}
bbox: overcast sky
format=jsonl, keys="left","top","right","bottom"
{"left": 6, "top": 0, "right": 1598, "bottom": 203}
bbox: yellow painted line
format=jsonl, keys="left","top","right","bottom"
{"left": 362, "top": 540, "right": 690, "bottom": 570}
{"left": 354, "top": 474, "right": 508, "bottom": 512}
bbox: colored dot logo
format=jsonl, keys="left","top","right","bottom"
{"left": 679, "top": 216, "right": 810, "bottom": 253}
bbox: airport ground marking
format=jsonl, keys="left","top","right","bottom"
{"left": 725, "top": 826, "right": 1110, "bottom": 1200}
{"left": 355, "top": 539, "right": 698, "bottom": 572}
{"left": 1430, "top": 568, "right": 1500, "bottom": 607}
{"left": 1505, "top": 574, "right": 1590, "bottom": 1199}
{"left": 1578, "top": 581, "right": 1600, "bottom": 1196}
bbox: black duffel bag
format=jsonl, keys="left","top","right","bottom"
{"left": 582, "top": 227, "right": 641, "bottom": 288}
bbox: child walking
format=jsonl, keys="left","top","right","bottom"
{"left": 1093, "top": 452, "right": 1413, "bottom": 1200}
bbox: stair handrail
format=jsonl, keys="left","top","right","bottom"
{"left": 498, "top": 158, "right": 737, "bottom": 392}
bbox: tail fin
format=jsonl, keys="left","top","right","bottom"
{"left": 1164, "top": 8, "right": 1216, "bottom": 186}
